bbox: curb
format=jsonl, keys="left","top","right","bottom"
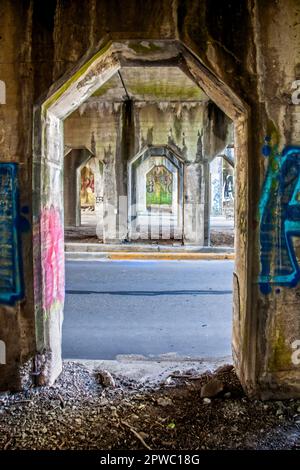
{"left": 108, "top": 252, "right": 235, "bottom": 260}
{"left": 65, "top": 252, "right": 235, "bottom": 261}
{"left": 65, "top": 242, "right": 234, "bottom": 254}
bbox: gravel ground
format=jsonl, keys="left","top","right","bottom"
{"left": 1, "top": 362, "right": 300, "bottom": 450}
{"left": 210, "top": 230, "right": 234, "bottom": 247}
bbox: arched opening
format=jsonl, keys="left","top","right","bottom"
{"left": 209, "top": 145, "right": 235, "bottom": 248}
{"left": 128, "top": 145, "right": 184, "bottom": 243}
{"left": 80, "top": 164, "right": 96, "bottom": 223}
{"left": 32, "top": 40, "right": 251, "bottom": 392}
{"left": 63, "top": 147, "right": 104, "bottom": 243}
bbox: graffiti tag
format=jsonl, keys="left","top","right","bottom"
{"left": 0, "top": 163, "right": 23, "bottom": 304}
{"left": 259, "top": 142, "right": 300, "bottom": 294}
{"left": 40, "top": 206, "right": 64, "bottom": 311}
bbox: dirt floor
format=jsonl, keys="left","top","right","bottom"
{"left": 210, "top": 230, "right": 234, "bottom": 247}
{"left": 1, "top": 362, "right": 300, "bottom": 450}
{"left": 64, "top": 231, "right": 101, "bottom": 244}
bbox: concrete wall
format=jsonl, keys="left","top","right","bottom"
{"left": 0, "top": 0, "right": 300, "bottom": 398}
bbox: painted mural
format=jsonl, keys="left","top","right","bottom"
{"left": 81, "top": 166, "right": 95, "bottom": 208}
{"left": 146, "top": 165, "right": 173, "bottom": 208}
{"left": 259, "top": 139, "right": 300, "bottom": 294}
{"left": 0, "top": 163, "right": 23, "bottom": 304}
{"left": 40, "top": 206, "right": 64, "bottom": 311}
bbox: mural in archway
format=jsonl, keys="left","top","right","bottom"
{"left": 128, "top": 146, "right": 184, "bottom": 241}
{"left": 146, "top": 165, "right": 173, "bottom": 209}
{"left": 80, "top": 166, "right": 95, "bottom": 208}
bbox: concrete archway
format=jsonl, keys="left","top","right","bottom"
{"left": 32, "top": 39, "right": 251, "bottom": 393}
{"left": 128, "top": 145, "right": 184, "bottom": 242}
{"left": 209, "top": 149, "right": 235, "bottom": 246}
{"left": 64, "top": 147, "right": 93, "bottom": 228}
{"left": 64, "top": 147, "right": 104, "bottom": 232}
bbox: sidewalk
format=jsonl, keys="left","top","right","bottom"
{"left": 65, "top": 242, "right": 235, "bottom": 260}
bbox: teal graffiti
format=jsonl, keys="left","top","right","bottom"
{"left": 0, "top": 163, "right": 24, "bottom": 304}
{"left": 259, "top": 142, "right": 300, "bottom": 294}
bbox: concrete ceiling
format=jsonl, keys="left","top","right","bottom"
{"left": 89, "top": 66, "right": 208, "bottom": 103}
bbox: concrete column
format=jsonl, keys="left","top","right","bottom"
{"left": 203, "top": 161, "right": 210, "bottom": 246}
{"left": 104, "top": 99, "right": 134, "bottom": 243}
{"left": 183, "top": 162, "right": 204, "bottom": 245}
{"left": 119, "top": 99, "right": 134, "bottom": 241}
{"left": 103, "top": 144, "right": 118, "bottom": 243}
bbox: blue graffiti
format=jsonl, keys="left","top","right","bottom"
{"left": 0, "top": 163, "right": 24, "bottom": 304}
{"left": 259, "top": 144, "right": 300, "bottom": 294}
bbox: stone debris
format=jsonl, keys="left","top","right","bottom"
{"left": 94, "top": 369, "right": 116, "bottom": 388}
{"left": 157, "top": 397, "right": 173, "bottom": 407}
{"left": 203, "top": 398, "right": 212, "bottom": 404}
{"left": 201, "top": 379, "right": 224, "bottom": 398}
{"left": 0, "top": 362, "right": 300, "bottom": 450}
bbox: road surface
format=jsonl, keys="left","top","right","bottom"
{"left": 63, "top": 260, "right": 233, "bottom": 360}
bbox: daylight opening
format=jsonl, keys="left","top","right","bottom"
{"left": 33, "top": 41, "right": 248, "bottom": 386}
{"left": 61, "top": 65, "right": 234, "bottom": 368}
{"left": 209, "top": 144, "right": 235, "bottom": 248}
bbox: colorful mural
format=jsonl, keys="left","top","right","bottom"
{"left": 259, "top": 139, "right": 300, "bottom": 294}
{"left": 146, "top": 165, "right": 173, "bottom": 208}
{"left": 0, "top": 163, "right": 23, "bottom": 304}
{"left": 81, "top": 166, "right": 95, "bottom": 207}
{"left": 40, "top": 206, "right": 64, "bottom": 311}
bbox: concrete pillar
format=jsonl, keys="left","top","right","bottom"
{"left": 203, "top": 161, "right": 210, "bottom": 246}
{"left": 104, "top": 99, "right": 134, "bottom": 242}
{"left": 184, "top": 162, "right": 204, "bottom": 245}
{"left": 103, "top": 144, "right": 118, "bottom": 243}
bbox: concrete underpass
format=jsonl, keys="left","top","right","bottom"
{"left": 1, "top": 0, "right": 300, "bottom": 456}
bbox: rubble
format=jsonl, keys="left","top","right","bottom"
{"left": 0, "top": 362, "right": 300, "bottom": 450}
{"left": 200, "top": 379, "right": 224, "bottom": 398}
{"left": 94, "top": 369, "right": 116, "bottom": 388}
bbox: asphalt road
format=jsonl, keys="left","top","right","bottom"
{"left": 62, "top": 260, "right": 233, "bottom": 360}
